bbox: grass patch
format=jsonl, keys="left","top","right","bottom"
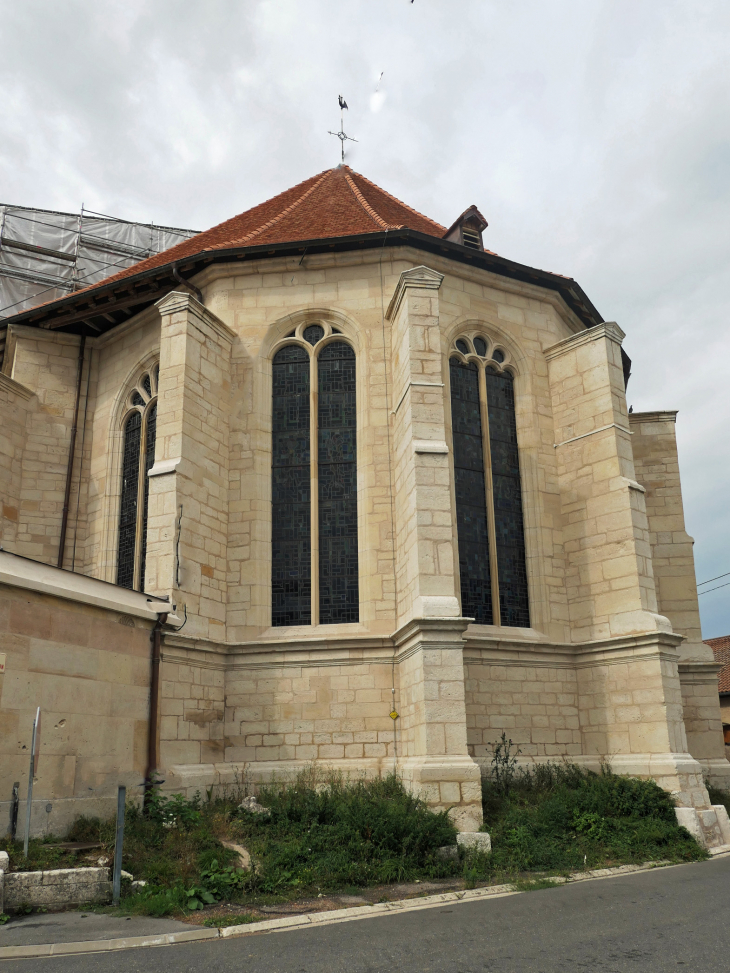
{"left": 202, "top": 914, "right": 264, "bottom": 927}
{"left": 231, "top": 771, "right": 461, "bottom": 894}
{"left": 480, "top": 762, "right": 708, "bottom": 880}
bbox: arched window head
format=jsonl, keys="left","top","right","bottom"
{"left": 271, "top": 326, "right": 359, "bottom": 627}
{"left": 449, "top": 335, "right": 529, "bottom": 627}
{"left": 117, "top": 367, "right": 159, "bottom": 591}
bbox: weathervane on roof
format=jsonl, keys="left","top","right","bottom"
{"left": 329, "top": 95, "right": 358, "bottom": 165}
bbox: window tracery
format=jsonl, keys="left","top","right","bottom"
{"left": 271, "top": 323, "right": 359, "bottom": 627}
{"left": 448, "top": 334, "right": 529, "bottom": 627}
{"left": 117, "top": 367, "right": 158, "bottom": 591}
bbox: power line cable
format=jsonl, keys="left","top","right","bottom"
{"left": 698, "top": 580, "right": 730, "bottom": 596}
{"left": 697, "top": 570, "right": 730, "bottom": 586}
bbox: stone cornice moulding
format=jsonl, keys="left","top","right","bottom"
{"left": 628, "top": 410, "right": 679, "bottom": 425}
{"left": 0, "top": 372, "right": 35, "bottom": 401}
{"left": 0, "top": 548, "right": 177, "bottom": 623}
{"left": 195, "top": 247, "right": 590, "bottom": 335}
{"left": 10, "top": 322, "right": 82, "bottom": 346}
{"left": 385, "top": 265, "right": 445, "bottom": 321}
{"left": 543, "top": 321, "right": 626, "bottom": 361}
{"left": 155, "top": 290, "right": 237, "bottom": 343}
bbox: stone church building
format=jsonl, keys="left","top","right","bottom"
{"left": 1, "top": 166, "right": 728, "bottom": 842}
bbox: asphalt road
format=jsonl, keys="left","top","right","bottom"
{"left": 6, "top": 856, "right": 730, "bottom": 972}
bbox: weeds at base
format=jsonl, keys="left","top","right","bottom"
{"left": 202, "top": 914, "right": 265, "bottom": 928}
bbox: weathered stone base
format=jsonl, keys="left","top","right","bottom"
{"left": 2, "top": 868, "right": 111, "bottom": 913}
{"left": 697, "top": 757, "right": 730, "bottom": 792}
{"left": 675, "top": 805, "right": 730, "bottom": 849}
{"left": 398, "top": 756, "right": 483, "bottom": 832}
{"left": 164, "top": 756, "right": 484, "bottom": 832}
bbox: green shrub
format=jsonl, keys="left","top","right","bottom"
{"left": 233, "top": 772, "right": 459, "bottom": 892}
{"left": 480, "top": 763, "right": 707, "bottom": 877}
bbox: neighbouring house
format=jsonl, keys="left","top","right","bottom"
{"left": 1, "top": 165, "right": 729, "bottom": 843}
{"left": 705, "top": 635, "right": 730, "bottom": 758}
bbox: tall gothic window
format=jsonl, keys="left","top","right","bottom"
{"left": 117, "top": 366, "right": 158, "bottom": 591}
{"left": 449, "top": 335, "right": 529, "bottom": 627}
{"left": 272, "top": 325, "right": 359, "bottom": 627}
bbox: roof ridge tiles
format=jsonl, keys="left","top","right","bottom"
{"left": 213, "top": 168, "right": 335, "bottom": 250}
{"left": 341, "top": 168, "right": 399, "bottom": 231}
{"left": 345, "top": 166, "right": 447, "bottom": 235}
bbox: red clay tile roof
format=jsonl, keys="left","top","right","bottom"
{"left": 59, "top": 166, "right": 447, "bottom": 303}
{"left": 705, "top": 636, "right": 730, "bottom": 693}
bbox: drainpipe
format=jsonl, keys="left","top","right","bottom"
{"left": 171, "top": 263, "right": 204, "bottom": 304}
{"left": 57, "top": 334, "right": 86, "bottom": 568}
{"left": 144, "top": 612, "right": 168, "bottom": 807}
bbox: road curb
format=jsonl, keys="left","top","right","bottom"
{"left": 2, "top": 855, "right": 727, "bottom": 960}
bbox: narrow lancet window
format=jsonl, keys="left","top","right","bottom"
{"left": 486, "top": 368, "right": 529, "bottom": 627}
{"left": 272, "top": 345, "right": 311, "bottom": 626}
{"left": 450, "top": 358, "right": 493, "bottom": 623}
{"left": 449, "top": 336, "right": 530, "bottom": 627}
{"left": 117, "top": 412, "right": 141, "bottom": 590}
{"left": 116, "top": 368, "right": 158, "bottom": 591}
{"left": 318, "top": 342, "right": 359, "bottom": 624}
{"left": 270, "top": 326, "right": 360, "bottom": 627}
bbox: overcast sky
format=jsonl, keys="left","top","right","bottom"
{"left": 1, "top": 0, "right": 728, "bottom": 637}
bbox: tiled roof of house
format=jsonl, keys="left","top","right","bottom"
{"left": 59, "top": 166, "right": 448, "bottom": 302}
{"left": 705, "top": 635, "right": 730, "bottom": 693}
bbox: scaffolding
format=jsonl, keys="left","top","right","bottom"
{"left": 0, "top": 203, "right": 197, "bottom": 323}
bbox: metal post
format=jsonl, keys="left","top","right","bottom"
{"left": 9, "top": 782, "right": 19, "bottom": 841}
{"left": 23, "top": 709, "right": 40, "bottom": 857}
{"left": 112, "top": 785, "right": 126, "bottom": 906}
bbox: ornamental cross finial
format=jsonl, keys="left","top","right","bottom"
{"left": 328, "top": 94, "right": 358, "bottom": 164}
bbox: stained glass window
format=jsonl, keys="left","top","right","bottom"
{"left": 116, "top": 369, "right": 158, "bottom": 591}
{"left": 486, "top": 368, "right": 529, "bottom": 627}
{"left": 450, "top": 341, "right": 529, "bottom": 627}
{"left": 304, "top": 324, "right": 324, "bottom": 346}
{"left": 271, "top": 345, "right": 311, "bottom": 626}
{"left": 139, "top": 403, "right": 157, "bottom": 592}
{"left": 271, "top": 333, "right": 359, "bottom": 627}
{"left": 117, "top": 411, "right": 141, "bottom": 589}
{"left": 450, "top": 358, "right": 493, "bottom": 623}
{"left": 474, "top": 336, "right": 488, "bottom": 357}
{"left": 318, "top": 342, "right": 359, "bottom": 624}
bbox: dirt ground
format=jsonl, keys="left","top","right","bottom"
{"left": 180, "top": 877, "right": 471, "bottom": 927}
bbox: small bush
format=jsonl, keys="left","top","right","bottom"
{"left": 232, "top": 772, "right": 460, "bottom": 893}
{"left": 480, "top": 762, "right": 707, "bottom": 878}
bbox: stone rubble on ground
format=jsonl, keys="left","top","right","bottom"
{"left": 238, "top": 796, "right": 270, "bottom": 817}
{"left": 456, "top": 832, "right": 492, "bottom": 853}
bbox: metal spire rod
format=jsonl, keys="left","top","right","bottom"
{"left": 328, "top": 94, "right": 357, "bottom": 164}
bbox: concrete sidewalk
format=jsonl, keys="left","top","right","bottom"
{"left": 0, "top": 911, "right": 192, "bottom": 947}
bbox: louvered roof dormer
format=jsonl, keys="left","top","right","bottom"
{"left": 443, "top": 205, "right": 488, "bottom": 251}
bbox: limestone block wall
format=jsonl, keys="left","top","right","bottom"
{"left": 545, "top": 324, "right": 661, "bottom": 642}
{"left": 158, "top": 644, "right": 226, "bottom": 769}
{"left": 222, "top": 646, "right": 397, "bottom": 767}
{"left": 84, "top": 309, "right": 161, "bottom": 581}
{"left": 197, "top": 247, "right": 584, "bottom": 642}
{"left": 144, "top": 293, "right": 234, "bottom": 642}
{"left": 630, "top": 410, "right": 728, "bottom": 779}
{"left": 464, "top": 655, "right": 581, "bottom": 762}
{"left": 2, "top": 326, "right": 83, "bottom": 565}
{"left": 0, "top": 372, "right": 34, "bottom": 550}
{"left": 0, "top": 582, "right": 155, "bottom": 835}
